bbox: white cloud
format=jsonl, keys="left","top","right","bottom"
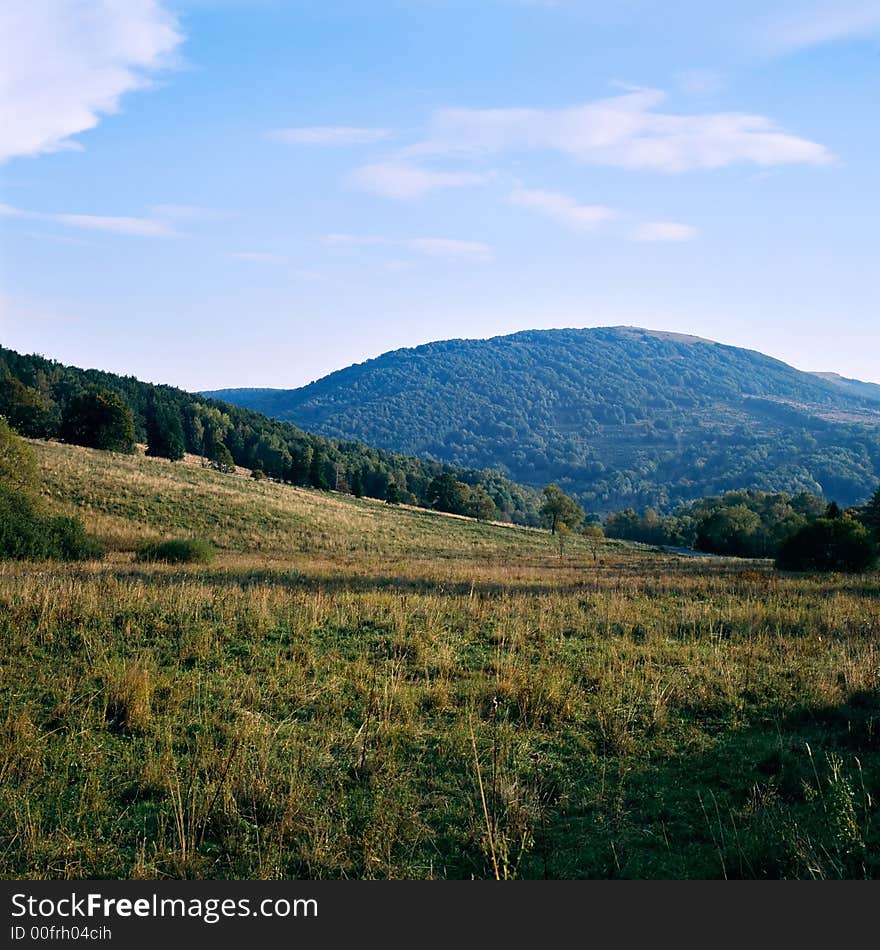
{"left": 350, "top": 160, "right": 490, "bottom": 199}
{"left": 631, "top": 221, "right": 698, "bottom": 242}
{"left": 0, "top": 203, "right": 173, "bottom": 236}
{"left": 269, "top": 126, "right": 392, "bottom": 146}
{"left": 509, "top": 187, "right": 614, "bottom": 231}
{"left": 0, "top": 0, "right": 182, "bottom": 163}
{"left": 322, "top": 233, "right": 492, "bottom": 260}
{"left": 759, "top": 1, "right": 880, "bottom": 53}
{"left": 409, "top": 88, "right": 832, "bottom": 172}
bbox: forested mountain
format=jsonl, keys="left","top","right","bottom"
{"left": 0, "top": 347, "right": 544, "bottom": 524}
{"left": 209, "top": 327, "right": 880, "bottom": 512}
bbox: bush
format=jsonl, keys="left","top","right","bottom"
{"left": 0, "top": 486, "right": 103, "bottom": 561}
{"left": 775, "top": 518, "right": 877, "bottom": 574}
{"left": 137, "top": 538, "right": 216, "bottom": 565}
{"left": 0, "top": 417, "right": 40, "bottom": 498}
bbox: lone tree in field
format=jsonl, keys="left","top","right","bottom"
{"left": 540, "top": 483, "right": 584, "bottom": 535}
{"left": 60, "top": 387, "right": 136, "bottom": 453}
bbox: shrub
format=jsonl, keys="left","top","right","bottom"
{"left": 251, "top": 469, "right": 265, "bottom": 480}
{"left": 137, "top": 538, "right": 216, "bottom": 565}
{"left": 0, "top": 486, "right": 104, "bottom": 561}
{"left": 0, "top": 417, "right": 40, "bottom": 498}
{"left": 46, "top": 515, "right": 106, "bottom": 560}
{"left": 775, "top": 518, "right": 877, "bottom": 574}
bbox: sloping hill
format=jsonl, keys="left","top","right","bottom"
{"left": 0, "top": 345, "right": 543, "bottom": 525}
{"left": 812, "top": 372, "right": 880, "bottom": 405}
{"left": 209, "top": 326, "right": 880, "bottom": 511}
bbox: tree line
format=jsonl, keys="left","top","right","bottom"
{"left": 0, "top": 347, "right": 544, "bottom": 526}
{"left": 603, "top": 487, "right": 879, "bottom": 572}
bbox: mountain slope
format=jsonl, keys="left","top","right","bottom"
{"left": 208, "top": 326, "right": 880, "bottom": 511}
{"left": 811, "top": 372, "right": 880, "bottom": 405}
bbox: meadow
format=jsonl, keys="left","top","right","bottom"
{"left": 1, "top": 441, "right": 877, "bottom": 878}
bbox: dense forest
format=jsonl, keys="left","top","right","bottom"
{"left": 211, "top": 327, "right": 880, "bottom": 512}
{"left": 0, "top": 346, "right": 544, "bottom": 525}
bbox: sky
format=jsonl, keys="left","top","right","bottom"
{"left": 1, "top": 0, "right": 879, "bottom": 391}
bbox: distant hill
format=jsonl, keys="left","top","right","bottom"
{"left": 811, "top": 372, "right": 880, "bottom": 405}
{"left": 208, "top": 326, "right": 880, "bottom": 511}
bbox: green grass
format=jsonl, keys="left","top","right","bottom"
{"left": 0, "top": 441, "right": 877, "bottom": 879}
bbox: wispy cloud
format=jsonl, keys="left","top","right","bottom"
{"left": 759, "top": 1, "right": 880, "bottom": 53}
{"left": 269, "top": 126, "right": 392, "bottom": 146}
{"left": 0, "top": 0, "right": 182, "bottom": 163}
{"left": 408, "top": 88, "right": 832, "bottom": 172}
{"left": 1, "top": 203, "right": 174, "bottom": 237}
{"left": 350, "top": 160, "right": 491, "bottom": 199}
{"left": 631, "top": 221, "right": 698, "bottom": 242}
{"left": 322, "top": 233, "right": 492, "bottom": 261}
{"left": 509, "top": 187, "right": 615, "bottom": 231}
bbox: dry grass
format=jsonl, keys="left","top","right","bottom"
{"left": 0, "top": 440, "right": 877, "bottom": 879}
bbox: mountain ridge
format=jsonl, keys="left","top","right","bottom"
{"left": 207, "top": 326, "right": 880, "bottom": 512}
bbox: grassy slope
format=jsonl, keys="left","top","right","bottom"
{"left": 0, "top": 441, "right": 878, "bottom": 879}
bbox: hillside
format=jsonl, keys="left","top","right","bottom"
{"left": 812, "top": 372, "right": 880, "bottom": 405}
{"left": 32, "top": 439, "right": 579, "bottom": 565}
{"left": 0, "top": 345, "right": 543, "bottom": 525}
{"left": 209, "top": 327, "right": 880, "bottom": 512}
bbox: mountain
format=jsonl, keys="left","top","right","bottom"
{"left": 207, "top": 326, "right": 880, "bottom": 512}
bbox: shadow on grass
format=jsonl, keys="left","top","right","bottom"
{"left": 536, "top": 689, "right": 880, "bottom": 879}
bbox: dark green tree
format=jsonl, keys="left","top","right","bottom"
{"left": 145, "top": 400, "right": 185, "bottom": 461}
{"left": 859, "top": 484, "right": 880, "bottom": 540}
{"left": 775, "top": 518, "right": 877, "bottom": 573}
{"left": 467, "top": 485, "right": 497, "bottom": 521}
{"left": 60, "top": 387, "right": 136, "bottom": 453}
{"left": 287, "top": 445, "right": 313, "bottom": 486}
{"left": 210, "top": 441, "right": 236, "bottom": 473}
{"left": 309, "top": 450, "right": 329, "bottom": 489}
{"left": 386, "top": 480, "right": 401, "bottom": 505}
{"left": 351, "top": 468, "right": 364, "bottom": 498}
{"left": 427, "top": 473, "right": 470, "bottom": 515}
{"left": 0, "top": 377, "right": 53, "bottom": 438}
{"left": 825, "top": 500, "right": 843, "bottom": 520}
{"left": 695, "top": 505, "right": 763, "bottom": 557}
{"left": 540, "top": 483, "right": 584, "bottom": 535}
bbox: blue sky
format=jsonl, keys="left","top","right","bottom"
{"left": 1, "top": 0, "right": 879, "bottom": 390}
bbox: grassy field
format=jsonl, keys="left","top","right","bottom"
{"left": 1, "top": 441, "right": 878, "bottom": 879}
